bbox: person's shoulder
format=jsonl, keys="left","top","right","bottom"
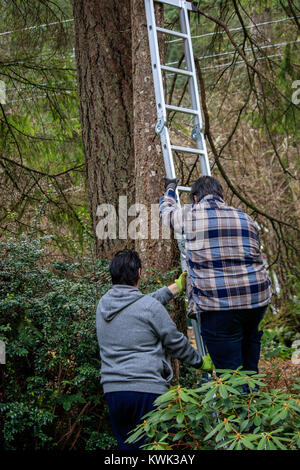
{"left": 143, "top": 293, "right": 168, "bottom": 315}
{"left": 222, "top": 202, "right": 249, "bottom": 217}
{"left": 224, "top": 204, "right": 259, "bottom": 229}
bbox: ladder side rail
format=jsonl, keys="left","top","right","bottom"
{"left": 145, "top": 0, "right": 176, "bottom": 179}
{"left": 145, "top": 0, "right": 167, "bottom": 127}
{"left": 192, "top": 317, "right": 206, "bottom": 356}
{"left": 179, "top": 7, "right": 211, "bottom": 176}
{"left": 179, "top": 8, "right": 203, "bottom": 123}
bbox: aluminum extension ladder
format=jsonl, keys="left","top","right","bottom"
{"left": 144, "top": 0, "right": 211, "bottom": 357}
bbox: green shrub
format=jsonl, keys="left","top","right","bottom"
{"left": 127, "top": 369, "right": 300, "bottom": 450}
{"left": 0, "top": 235, "right": 177, "bottom": 450}
{"left": 261, "top": 328, "right": 296, "bottom": 361}
{"left": 0, "top": 235, "right": 115, "bottom": 450}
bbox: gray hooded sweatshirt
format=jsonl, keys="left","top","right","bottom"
{"left": 96, "top": 284, "right": 202, "bottom": 395}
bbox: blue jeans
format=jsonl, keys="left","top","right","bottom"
{"left": 200, "top": 305, "right": 267, "bottom": 374}
{"left": 105, "top": 391, "right": 160, "bottom": 450}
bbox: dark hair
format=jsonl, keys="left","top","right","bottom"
{"left": 109, "top": 249, "right": 142, "bottom": 286}
{"left": 190, "top": 176, "right": 224, "bottom": 203}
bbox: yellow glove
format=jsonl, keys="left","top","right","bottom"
{"left": 200, "top": 353, "right": 215, "bottom": 371}
{"left": 175, "top": 272, "right": 187, "bottom": 293}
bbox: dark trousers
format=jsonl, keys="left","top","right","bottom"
{"left": 200, "top": 305, "right": 267, "bottom": 374}
{"left": 105, "top": 391, "right": 160, "bottom": 450}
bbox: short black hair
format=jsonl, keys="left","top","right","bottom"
{"left": 190, "top": 176, "right": 224, "bottom": 203}
{"left": 109, "top": 249, "right": 142, "bottom": 286}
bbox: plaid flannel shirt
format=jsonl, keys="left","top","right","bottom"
{"left": 160, "top": 190, "right": 272, "bottom": 313}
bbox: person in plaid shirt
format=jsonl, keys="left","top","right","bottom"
{"left": 160, "top": 175, "right": 272, "bottom": 374}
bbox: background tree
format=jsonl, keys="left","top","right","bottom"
{"left": 73, "top": 0, "right": 175, "bottom": 272}
{"left": 73, "top": 0, "right": 135, "bottom": 258}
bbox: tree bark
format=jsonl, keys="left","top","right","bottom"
{"left": 74, "top": 0, "right": 175, "bottom": 271}
{"left": 131, "top": 0, "right": 174, "bottom": 272}
{"left": 73, "top": 0, "right": 135, "bottom": 258}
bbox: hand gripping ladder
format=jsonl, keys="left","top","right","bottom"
{"left": 144, "top": 0, "right": 211, "bottom": 357}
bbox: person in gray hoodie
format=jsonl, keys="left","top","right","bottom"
{"left": 96, "top": 249, "right": 214, "bottom": 450}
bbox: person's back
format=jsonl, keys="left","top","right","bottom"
{"left": 96, "top": 249, "right": 212, "bottom": 450}
{"left": 160, "top": 175, "right": 272, "bottom": 376}
{"left": 184, "top": 194, "right": 272, "bottom": 312}
{"left": 97, "top": 283, "right": 179, "bottom": 395}
{"left": 160, "top": 176, "right": 272, "bottom": 313}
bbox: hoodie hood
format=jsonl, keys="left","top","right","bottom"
{"left": 98, "top": 284, "right": 144, "bottom": 321}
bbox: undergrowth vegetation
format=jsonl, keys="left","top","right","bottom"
{"left": 127, "top": 370, "right": 300, "bottom": 450}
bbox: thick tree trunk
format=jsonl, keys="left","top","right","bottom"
{"left": 131, "top": 0, "right": 174, "bottom": 272}
{"left": 74, "top": 0, "right": 175, "bottom": 271}
{"left": 73, "top": 0, "right": 135, "bottom": 257}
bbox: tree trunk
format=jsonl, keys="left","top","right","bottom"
{"left": 74, "top": 0, "right": 175, "bottom": 271}
{"left": 131, "top": 0, "right": 174, "bottom": 272}
{"left": 73, "top": 0, "right": 135, "bottom": 258}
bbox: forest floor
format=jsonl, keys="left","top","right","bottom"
{"left": 260, "top": 359, "right": 300, "bottom": 393}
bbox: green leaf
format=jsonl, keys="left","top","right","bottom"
{"left": 219, "top": 384, "right": 229, "bottom": 399}
{"left": 268, "top": 439, "right": 277, "bottom": 450}
{"left": 179, "top": 390, "right": 194, "bottom": 402}
{"left": 176, "top": 413, "right": 185, "bottom": 425}
{"left": 257, "top": 436, "right": 267, "bottom": 450}
{"left": 242, "top": 436, "right": 256, "bottom": 450}
{"left": 270, "top": 408, "right": 288, "bottom": 426}
{"left": 216, "top": 427, "right": 226, "bottom": 443}
{"left": 202, "top": 387, "right": 217, "bottom": 403}
{"left": 254, "top": 414, "right": 261, "bottom": 426}
{"left": 154, "top": 390, "right": 176, "bottom": 405}
{"left": 240, "top": 420, "right": 249, "bottom": 432}
{"left": 162, "top": 409, "right": 176, "bottom": 421}
{"left": 228, "top": 440, "right": 237, "bottom": 450}
{"left": 272, "top": 437, "right": 287, "bottom": 450}
{"left": 173, "top": 430, "right": 185, "bottom": 441}
{"left": 126, "top": 427, "right": 144, "bottom": 443}
{"left": 204, "top": 422, "right": 223, "bottom": 441}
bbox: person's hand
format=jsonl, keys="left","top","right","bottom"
{"left": 164, "top": 177, "right": 179, "bottom": 192}
{"left": 199, "top": 353, "right": 215, "bottom": 372}
{"left": 174, "top": 271, "right": 187, "bottom": 294}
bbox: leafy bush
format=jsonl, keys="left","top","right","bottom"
{"left": 261, "top": 328, "right": 296, "bottom": 361}
{"left": 260, "top": 287, "right": 300, "bottom": 362}
{"left": 0, "top": 235, "right": 181, "bottom": 450}
{"left": 127, "top": 369, "right": 300, "bottom": 450}
{"left": 0, "top": 235, "right": 116, "bottom": 450}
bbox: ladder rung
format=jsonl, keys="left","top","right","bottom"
{"left": 160, "top": 65, "right": 193, "bottom": 77}
{"left": 171, "top": 145, "right": 205, "bottom": 155}
{"left": 154, "top": 0, "right": 197, "bottom": 12}
{"left": 156, "top": 27, "right": 188, "bottom": 39}
{"left": 178, "top": 185, "right": 191, "bottom": 192}
{"left": 165, "top": 104, "right": 198, "bottom": 115}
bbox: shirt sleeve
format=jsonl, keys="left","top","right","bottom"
{"left": 159, "top": 189, "right": 185, "bottom": 235}
{"left": 148, "top": 298, "right": 203, "bottom": 367}
{"left": 149, "top": 286, "right": 174, "bottom": 305}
